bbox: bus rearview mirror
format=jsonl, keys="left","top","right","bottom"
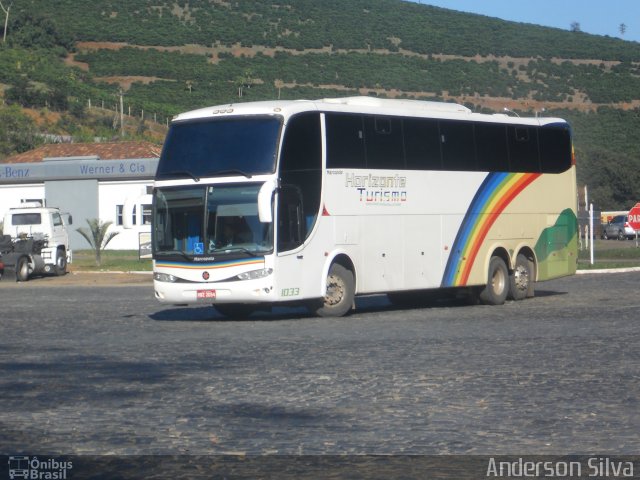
{"left": 258, "top": 179, "right": 277, "bottom": 223}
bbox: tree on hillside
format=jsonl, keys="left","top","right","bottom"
{"left": 570, "top": 21, "right": 581, "bottom": 33}
{"left": 5, "top": 77, "right": 69, "bottom": 111}
{"left": 0, "top": 105, "right": 40, "bottom": 158}
{"left": 577, "top": 148, "right": 640, "bottom": 210}
{"left": 6, "top": 10, "right": 74, "bottom": 51}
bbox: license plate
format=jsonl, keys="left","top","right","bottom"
{"left": 197, "top": 289, "right": 216, "bottom": 300}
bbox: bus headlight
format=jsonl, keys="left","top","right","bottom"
{"left": 154, "top": 272, "right": 179, "bottom": 283}
{"left": 236, "top": 268, "right": 273, "bottom": 281}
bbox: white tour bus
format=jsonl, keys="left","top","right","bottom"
{"left": 152, "top": 96, "right": 577, "bottom": 317}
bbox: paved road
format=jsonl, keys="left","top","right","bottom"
{"left": 0, "top": 271, "right": 639, "bottom": 458}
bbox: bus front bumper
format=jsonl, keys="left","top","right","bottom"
{"left": 153, "top": 278, "right": 276, "bottom": 305}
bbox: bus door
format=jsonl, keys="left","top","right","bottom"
{"left": 275, "top": 185, "right": 313, "bottom": 300}
{"left": 275, "top": 111, "right": 323, "bottom": 301}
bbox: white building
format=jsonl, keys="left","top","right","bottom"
{"left": 0, "top": 142, "right": 160, "bottom": 251}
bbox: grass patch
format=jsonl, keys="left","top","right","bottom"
{"left": 577, "top": 241, "right": 640, "bottom": 269}
{"left": 580, "top": 247, "right": 640, "bottom": 259}
{"left": 578, "top": 261, "right": 640, "bottom": 270}
{"left": 70, "top": 250, "right": 152, "bottom": 272}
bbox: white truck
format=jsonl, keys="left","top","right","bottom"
{"left": 0, "top": 205, "right": 72, "bottom": 281}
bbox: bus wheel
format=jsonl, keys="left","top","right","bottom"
{"left": 214, "top": 304, "right": 255, "bottom": 319}
{"left": 479, "top": 256, "right": 509, "bottom": 305}
{"left": 509, "top": 254, "right": 533, "bottom": 301}
{"left": 314, "top": 263, "right": 355, "bottom": 317}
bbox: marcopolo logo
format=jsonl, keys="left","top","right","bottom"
{"left": 8, "top": 456, "right": 73, "bottom": 479}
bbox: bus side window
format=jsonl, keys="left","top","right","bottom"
{"left": 476, "top": 123, "right": 509, "bottom": 172}
{"left": 325, "top": 113, "right": 365, "bottom": 169}
{"left": 508, "top": 126, "right": 540, "bottom": 172}
{"left": 364, "top": 115, "right": 404, "bottom": 169}
{"left": 440, "top": 120, "right": 477, "bottom": 171}
{"left": 403, "top": 118, "right": 441, "bottom": 170}
{"left": 277, "top": 186, "right": 305, "bottom": 253}
{"left": 279, "top": 112, "right": 322, "bottom": 239}
{"left": 539, "top": 126, "right": 572, "bottom": 173}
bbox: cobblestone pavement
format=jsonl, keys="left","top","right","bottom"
{"left": 0, "top": 270, "right": 152, "bottom": 287}
{"left": 0, "top": 272, "right": 639, "bottom": 456}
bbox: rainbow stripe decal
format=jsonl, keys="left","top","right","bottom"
{"left": 441, "top": 172, "right": 540, "bottom": 287}
{"left": 156, "top": 257, "right": 265, "bottom": 271}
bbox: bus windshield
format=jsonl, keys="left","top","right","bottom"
{"left": 153, "top": 183, "right": 273, "bottom": 259}
{"left": 156, "top": 116, "right": 282, "bottom": 179}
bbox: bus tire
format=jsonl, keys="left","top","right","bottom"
{"left": 214, "top": 304, "right": 255, "bottom": 319}
{"left": 314, "top": 263, "right": 355, "bottom": 317}
{"left": 16, "top": 256, "right": 30, "bottom": 282}
{"left": 509, "top": 253, "right": 533, "bottom": 301}
{"left": 479, "top": 256, "right": 509, "bottom": 305}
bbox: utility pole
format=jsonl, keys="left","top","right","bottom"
{"left": 0, "top": 1, "right": 11, "bottom": 43}
{"left": 619, "top": 23, "right": 627, "bottom": 37}
{"left": 119, "top": 89, "right": 124, "bottom": 138}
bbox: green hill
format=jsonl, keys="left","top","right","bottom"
{"left": 2, "top": 0, "right": 640, "bottom": 209}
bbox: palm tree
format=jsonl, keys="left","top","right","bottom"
{"left": 236, "top": 69, "right": 254, "bottom": 98}
{"left": 76, "top": 218, "right": 120, "bottom": 266}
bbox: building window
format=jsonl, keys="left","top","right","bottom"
{"left": 21, "top": 199, "right": 44, "bottom": 206}
{"left": 116, "top": 205, "right": 124, "bottom": 226}
{"left": 142, "top": 204, "right": 152, "bottom": 225}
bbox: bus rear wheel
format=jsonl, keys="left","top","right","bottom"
{"left": 509, "top": 253, "right": 534, "bottom": 300}
{"left": 313, "top": 263, "right": 355, "bottom": 317}
{"left": 479, "top": 256, "right": 509, "bottom": 305}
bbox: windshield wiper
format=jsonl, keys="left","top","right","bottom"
{"left": 214, "top": 246, "right": 258, "bottom": 257}
{"left": 211, "top": 169, "right": 253, "bottom": 179}
{"left": 159, "top": 170, "right": 201, "bottom": 182}
{"left": 155, "top": 250, "right": 191, "bottom": 260}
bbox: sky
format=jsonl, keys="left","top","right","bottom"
{"left": 411, "top": 1, "right": 640, "bottom": 43}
